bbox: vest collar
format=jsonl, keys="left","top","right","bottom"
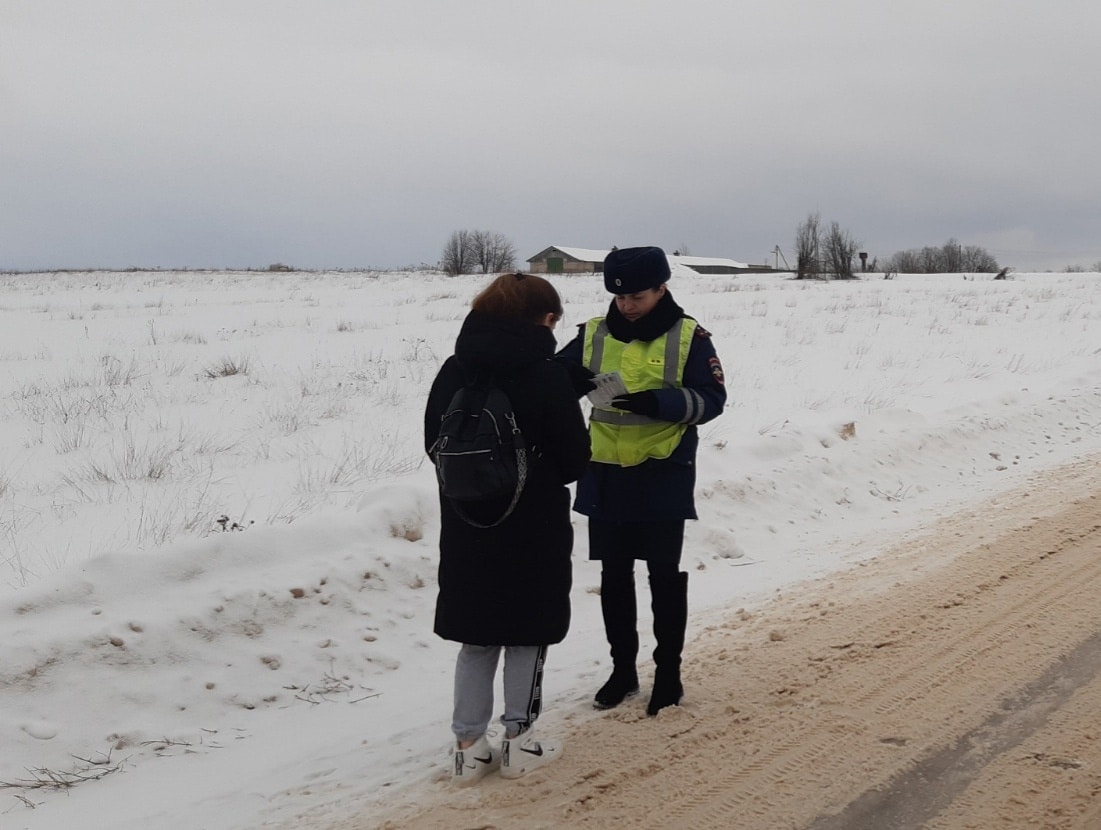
{"left": 605, "top": 289, "right": 685, "bottom": 342}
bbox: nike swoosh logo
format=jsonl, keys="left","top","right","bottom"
{"left": 473, "top": 755, "right": 493, "bottom": 765}
{"left": 520, "top": 745, "right": 544, "bottom": 757}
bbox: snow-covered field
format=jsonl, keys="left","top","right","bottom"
{"left": 2, "top": 268, "right": 1100, "bottom": 829}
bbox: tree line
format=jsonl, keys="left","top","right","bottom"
{"left": 794, "top": 212, "right": 1000, "bottom": 278}
{"left": 882, "top": 239, "right": 999, "bottom": 274}
{"left": 436, "top": 218, "right": 1004, "bottom": 280}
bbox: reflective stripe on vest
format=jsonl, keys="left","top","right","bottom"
{"left": 582, "top": 316, "right": 696, "bottom": 466}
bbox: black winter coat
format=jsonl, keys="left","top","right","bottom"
{"left": 424, "top": 311, "right": 591, "bottom": 646}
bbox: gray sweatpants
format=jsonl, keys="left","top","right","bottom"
{"left": 452, "top": 643, "right": 547, "bottom": 743}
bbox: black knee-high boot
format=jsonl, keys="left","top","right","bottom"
{"left": 647, "top": 570, "right": 688, "bottom": 716}
{"left": 593, "top": 567, "right": 640, "bottom": 709}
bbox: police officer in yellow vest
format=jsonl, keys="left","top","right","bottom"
{"left": 556, "top": 246, "right": 727, "bottom": 715}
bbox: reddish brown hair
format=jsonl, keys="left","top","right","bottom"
{"left": 470, "top": 272, "right": 563, "bottom": 324}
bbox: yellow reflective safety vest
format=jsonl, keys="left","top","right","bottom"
{"left": 582, "top": 316, "right": 697, "bottom": 467}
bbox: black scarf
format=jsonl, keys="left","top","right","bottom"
{"left": 605, "top": 289, "right": 686, "bottom": 343}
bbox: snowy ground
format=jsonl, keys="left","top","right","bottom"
{"left": 1, "top": 268, "right": 1100, "bottom": 829}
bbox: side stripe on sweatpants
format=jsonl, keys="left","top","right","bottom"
{"left": 520, "top": 645, "right": 547, "bottom": 728}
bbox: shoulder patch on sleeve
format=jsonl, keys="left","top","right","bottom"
{"left": 708, "top": 356, "right": 725, "bottom": 385}
{"left": 693, "top": 324, "right": 712, "bottom": 338}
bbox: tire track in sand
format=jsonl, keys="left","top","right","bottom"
{"left": 636, "top": 475, "right": 1101, "bottom": 830}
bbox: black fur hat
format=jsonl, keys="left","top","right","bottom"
{"left": 603, "top": 246, "right": 671, "bottom": 293}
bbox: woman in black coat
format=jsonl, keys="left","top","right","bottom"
{"left": 423, "top": 272, "right": 590, "bottom": 784}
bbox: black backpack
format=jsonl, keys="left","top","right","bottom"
{"left": 429, "top": 381, "right": 528, "bottom": 528}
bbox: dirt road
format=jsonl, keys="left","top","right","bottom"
{"left": 367, "top": 457, "right": 1101, "bottom": 830}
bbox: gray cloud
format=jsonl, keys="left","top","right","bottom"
{"left": 3, "top": 0, "right": 1100, "bottom": 271}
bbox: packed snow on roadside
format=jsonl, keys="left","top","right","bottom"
{"left": 2, "top": 268, "right": 1100, "bottom": 829}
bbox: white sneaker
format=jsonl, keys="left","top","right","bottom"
{"left": 451, "top": 734, "right": 499, "bottom": 786}
{"left": 499, "top": 727, "right": 562, "bottom": 779}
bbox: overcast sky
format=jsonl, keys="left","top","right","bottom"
{"left": 3, "top": 1, "right": 1100, "bottom": 272}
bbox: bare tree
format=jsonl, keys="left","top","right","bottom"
{"left": 795, "top": 212, "right": 821, "bottom": 279}
{"left": 962, "top": 245, "right": 999, "bottom": 272}
{"left": 490, "top": 233, "right": 518, "bottom": 273}
{"left": 442, "top": 229, "right": 517, "bottom": 275}
{"left": 795, "top": 213, "right": 860, "bottom": 279}
{"left": 440, "top": 230, "right": 475, "bottom": 276}
{"left": 823, "top": 221, "right": 860, "bottom": 279}
{"left": 919, "top": 246, "right": 943, "bottom": 273}
{"left": 941, "top": 238, "right": 964, "bottom": 272}
{"left": 470, "top": 230, "right": 518, "bottom": 274}
{"left": 885, "top": 249, "right": 920, "bottom": 273}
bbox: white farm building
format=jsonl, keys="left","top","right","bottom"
{"left": 525, "top": 246, "right": 763, "bottom": 277}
